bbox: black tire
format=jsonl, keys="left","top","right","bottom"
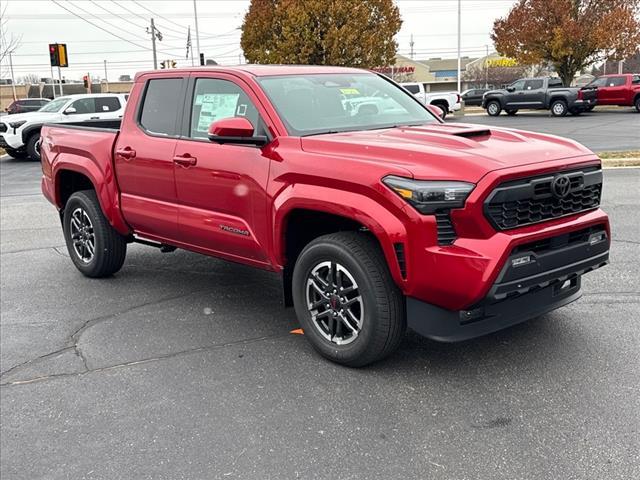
{"left": 63, "top": 190, "right": 127, "bottom": 278}
{"left": 4, "top": 147, "right": 28, "bottom": 159}
{"left": 585, "top": 105, "right": 595, "bottom": 112}
{"left": 550, "top": 99, "right": 568, "bottom": 117}
{"left": 486, "top": 100, "right": 502, "bottom": 116}
{"left": 25, "top": 132, "right": 41, "bottom": 161}
{"left": 431, "top": 102, "right": 448, "bottom": 119}
{"left": 635, "top": 96, "right": 640, "bottom": 112}
{"left": 505, "top": 109, "right": 518, "bottom": 116}
{"left": 292, "top": 232, "right": 405, "bottom": 367}
{"left": 570, "top": 109, "right": 581, "bottom": 116}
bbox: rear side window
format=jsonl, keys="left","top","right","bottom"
{"left": 140, "top": 78, "right": 183, "bottom": 136}
{"left": 95, "top": 97, "right": 121, "bottom": 112}
{"left": 404, "top": 84, "right": 420, "bottom": 94}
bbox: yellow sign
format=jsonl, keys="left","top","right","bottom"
{"left": 486, "top": 58, "right": 517, "bottom": 68}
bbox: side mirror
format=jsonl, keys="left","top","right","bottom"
{"left": 506, "top": 86, "right": 515, "bottom": 92}
{"left": 426, "top": 104, "right": 445, "bottom": 119}
{"left": 207, "top": 117, "right": 267, "bottom": 146}
{"left": 64, "top": 107, "right": 77, "bottom": 115}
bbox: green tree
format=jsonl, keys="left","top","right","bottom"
{"left": 491, "top": 0, "right": 640, "bottom": 86}
{"left": 240, "top": 0, "right": 402, "bottom": 68}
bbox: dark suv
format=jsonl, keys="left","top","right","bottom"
{"left": 5, "top": 98, "right": 50, "bottom": 114}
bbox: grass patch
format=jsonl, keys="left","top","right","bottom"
{"left": 597, "top": 150, "right": 640, "bottom": 159}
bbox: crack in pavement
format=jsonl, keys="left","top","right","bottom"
{"left": 0, "top": 332, "right": 288, "bottom": 387}
{"left": 0, "top": 287, "right": 217, "bottom": 381}
{"left": 1, "top": 245, "right": 67, "bottom": 255}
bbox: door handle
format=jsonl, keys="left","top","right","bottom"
{"left": 116, "top": 147, "right": 136, "bottom": 160}
{"left": 173, "top": 154, "right": 197, "bottom": 167}
{"left": 90, "top": 116, "right": 99, "bottom": 119}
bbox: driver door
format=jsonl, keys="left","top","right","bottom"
{"left": 61, "top": 97, "right": 101, "bottom": 122}
{"left": 172, "top": 74, "right": 273, "bottom": 267}
{"left": 504, "top": 80, "right": 526, "bottom": 108}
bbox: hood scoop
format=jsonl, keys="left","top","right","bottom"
{"left": 450, "top": 127, "right": 491, "bottom": 138}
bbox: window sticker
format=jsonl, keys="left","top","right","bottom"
{"left": 236, "top": 104, "right": 247, "bottom": 116}
{"left": 340, "top": 88, "right": 360, "bottom": 95}
{"left": 196, "top": 93, "right": 240, "bottom": 132}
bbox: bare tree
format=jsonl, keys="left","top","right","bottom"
{"left": 0, "top": 1, "right": 22, "bottom": 79}
{"left": 18, "top": 73, "right": 40, "bottom": 84}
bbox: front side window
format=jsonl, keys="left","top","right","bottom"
{"left": 95, "top": 97, "right": 121, "bottom": 112}
{"left": 257, "top": 73, "right": 437, "bottom": 136}
{"left": 588, "top": 77, "right": 608, "bottom": 87}
{"left": 69, "top": 98, "right": 96, "bottom": 114}
{"left": 608, "top": 76, "right": 625, "bottom": 87}
{"left": 510, "top": 80, "right": 526, "bottom": 91}
{"left": 39, "top": 97, "right": 69, "bottom": 112}
{"left": 524, "top": 79, "right": 543, "bottom": 90}
{"left": 139, "top": 78, "right": 183, "bottom": 136}
{"left": 189, "top": 78, "right": 260, "bottom": 139}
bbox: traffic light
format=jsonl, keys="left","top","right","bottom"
{"left": 83, "top": 75, "right": 89, "bottom": 88}
{"left": 48, "top": 44, "right": 68, "bottom": 67}
{"left": 49, "top": 44, "right": 59, "bottom": 67}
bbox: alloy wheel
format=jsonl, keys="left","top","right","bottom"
{"left": 70, "top": 207, "right": 95, "bottom": 263}
{"left": 305, "top": 261, "right": 364, "bottom": 345}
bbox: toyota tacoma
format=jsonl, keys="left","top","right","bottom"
{"left": 40, "top": 66, "right": 610, "bottom": 366}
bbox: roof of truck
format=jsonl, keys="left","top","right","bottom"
{"left": 135, "top": 64, "right": 369, "bottom": 81}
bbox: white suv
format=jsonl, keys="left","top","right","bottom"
{"left": 0, "top": 93, "right": 127, "bottom": 160}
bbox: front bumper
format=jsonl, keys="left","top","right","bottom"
{"left": 572, "top": 98, "right": 597, "bottom": 110}
{"left": 407, "top": 225, "right": 609, "bottom": 341}
{"left": 0, "top": 131, "right": 23, "bottom": 149}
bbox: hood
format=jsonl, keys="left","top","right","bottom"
{"left": 1, "top": 111, "right": 62, "bottom": 125}
{"left": 300, "top": 123, "right": 594, "bottom": 183}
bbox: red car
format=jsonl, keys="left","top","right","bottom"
{"left": 587, "top": 73, "right": 640, "bottom": 111}
{"left": 5, "top": 98, "right": 50, "bottom": 114}
{"left": 40, "top": 66, "right": 610, "bottom": 366}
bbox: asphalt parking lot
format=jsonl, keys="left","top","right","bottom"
{"left": 1, "top": 153, "right": 639, "bottom": 479}
{"left": 450, "top": 109, "right": 640, "bottom": 152}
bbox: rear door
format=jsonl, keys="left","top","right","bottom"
{"left": 94, "top": 96, "right": 125, "bottom": 119}
{"left": 114, "top": 76, "right": 188, "bottom": 240}
{"left": 172, "top": 73, "right": 273, "bottom": 267}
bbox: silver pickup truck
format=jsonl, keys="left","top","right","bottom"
{"left": 482, "top": 77, "right": 597, "bottom": 117}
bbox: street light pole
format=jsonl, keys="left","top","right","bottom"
{"left": 150, "top": 18, "right": 158, "bottom": 69}
{"left": 456, "top": 0, "right": 461, "bottom": 93}
{"left": 485, "top": 44, "right": 489, "bottom": 89}
{"left": 193, "top": 0, "right": 202, "bottom": 65}
{"left": 104, "top": 59, "right": 109, "bottom": 92}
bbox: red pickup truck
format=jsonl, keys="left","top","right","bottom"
{"left": 587, "top": 73, "right": 640, "bottom": 111}
{"left": 40, "top": 66, "right": 610, "bottom": 366}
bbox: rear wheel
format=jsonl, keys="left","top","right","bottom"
{"left": 25, "top": 132, "right": 41, "bottom": 161}
{"left": 63, "top": 190, "right": 127, "bottom": 278}
{"left": 292, "top": 232, "right": 405, "bottom": 367}
{"left": 635, "top": 96, "right": 640, "bottom": 112}
{"left": 505, "top": 109, "right": 518, "bottom": 116}
{"left": 551, "top": 99, "right": 568, "bottom": 117}
{"left": 486, "top": 100, "right": 502, "bottom": 116}
{"left": 4, "top": 147, "right": 28, "bottom": 159}
{"left": 432, "top": 102, "right": 448, "bottom": 119}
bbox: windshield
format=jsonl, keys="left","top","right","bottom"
{"left": 256, "top": 73, "right": 437, "bottom": 136}
{"left": 38, "top": 97, "right": 70, "bottom": 112}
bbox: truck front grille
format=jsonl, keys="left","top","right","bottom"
{"left": 484, "top": 167, "right": 602, "bottom": 230}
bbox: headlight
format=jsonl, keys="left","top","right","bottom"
{"left": 9, "top": 120, "right": 26, "bottom": 129}
{"left": 383, "top": 176, "right": 475, "bottom": 214}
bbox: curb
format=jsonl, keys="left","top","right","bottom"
{"left": 600, "top": 158, "right": 640, "bottom": 168}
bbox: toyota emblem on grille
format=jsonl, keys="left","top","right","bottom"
{"left": 552, "top": 175, "right": 571, "bottom": 198}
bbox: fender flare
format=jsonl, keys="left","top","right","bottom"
{"left": 53, "top": 157, "right": 131, "bottom": 235}
{"left": 272, "top": 184, "right": 409, "bottom": 287}
{"left": 21, "top": 123, "right": 44, "bottom": 144}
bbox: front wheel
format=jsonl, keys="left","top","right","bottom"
{"left": 550, "top": 100, "right": 568, "bottom": 117}
{"left": 292, "top": 232, "right": 405, "bottom": 367}
{"left": 486, "top": 100, "right": 502, "bottom": 116}
{"left": 63, "top": 190, "right": 127, "bottom": 278}
{"left": 635, "top": 97, "right": 640, "bottom": 112}
{"left": 25, "top": 132, "right": 41, "bottom": 161}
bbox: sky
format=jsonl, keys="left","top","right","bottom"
{"left": 1, "top": 0, "right": 518, "bottom": 82}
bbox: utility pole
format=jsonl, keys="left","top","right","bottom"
{"left": 150, "top": 18, "right": 158, "bottom": 69}
{"left": 410, "top": 34, "right": 414, "bottom": 60}
{"left": 57, "top": 66, "right": 63, "bottom": 96}
{"left": 104, "top": 60, "right": 109, "bottom": 92}
{"left": 193, "top": 0, "right": 202, "bottom": 65}
{"left": 50, "top": 65, "right": 56, "bottom": 98}
{"left": 618, "top": 60, "right": 623, "bottom": 74}
{"left": 8, "top": 52, "right": 17, "bottom": 101}
{"left": 456, "top": 0, "right": 461, "bottom": 93}
{"left": 485, "top": 44, "right": 489, "bottom": 89}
